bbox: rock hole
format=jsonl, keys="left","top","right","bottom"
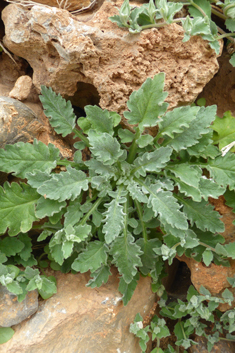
{"left": 164, "top": 259, "right": 192, "bottom": 302}
{"left": 65, "top": 81, "right": 100, "bottom": 118}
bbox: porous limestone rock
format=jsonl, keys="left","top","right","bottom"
{"left": 0, "top": 269, "right": 155, "bottom": 353}
{"left": 189, "top": 336, "right": 235, "bottom": 353}
{"left": 2, "top": 1, "right": 221, "bottom": 117}
{"left": 0, "top": 286, "right": 38, "bottom": 327}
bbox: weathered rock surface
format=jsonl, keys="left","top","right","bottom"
{"left": 0, "top": 95, "right": 73, "bottom": 158}
{"left": 189, "top": 336, "right": 235, "bottom": 353}
{"left": 9, "top": 75, "right": 33, "bottom": 101}
{"left": 0, "top": 285, "right": 38, "bottom": 327}
{"left": 2, "top": 1, "right": 221, "bottom": 117}
{"left": 178, "top": 197, "right": 235, "bottom": 311}
{"left": 0, "top": 269, "right": 155, "bottom": 353}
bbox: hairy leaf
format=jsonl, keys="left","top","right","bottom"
{"left": 146, "top": 183, "right": 188, "bottom": 230}
{"left": 40, "top": 86, "right": 76, "bottom": 136}
{"left": 119, "top": 273, "right": 139, "bottom": 306}
{"left": 38, "top": 166, "right": 89, "bottom": 201}
{"left": 158, "top": 106, "right": 199, "bottom": 139}
{"left": 86, "top": 265, "right": 111, "bottom": 288}
{"left": 110, "top": 233, "right": 143, "bottom": 284}
{"left": 205, "top": 153, "right": 235, "bottom": 188}
{"left": 212, "top": 111, "right": 235, "bottom": 151}
{"left": 132, "top": 146, "right": 172, "bottom": 177}
{"left": 0, "top": 140, "right": 59, "bottom": 178}
{"left": 72, "top": 241, "right": 109, "bottom": 273}
{"left": 0, "top": 182, "right": 40, "bottom": 236}
{"left": 165, "top": 106, "right": 217, "bottom": 151}
{"left": 182, "top": 198, "right": 225, "bottom": 233}
{"left": 0, "top": 237, "right": 24, "bottom": 257}
{"left": 136, "top": 238, "right": 162, "bottom": 275}
{"left": 102, "top": 191, "right": 126, "bottom": 244}
{"left": 35, "top": 197, "right": 66, "bottom": 218}
{"left": 124, "top": 74, "right": 168, "bottom": 132}
{"left": 88, "top": 130, "right": 125, "bottom": 165}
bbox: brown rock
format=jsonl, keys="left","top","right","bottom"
{"left": 0, "top": 285, "right": 38, "bottom": 327}
{"left": 0, "top": 269, "right": 156, "bottom": 353}
{"left": 2, "top": 2, "right": 221, "bottom": 119}
{"left": 189, "top": 336, "right": 235, "bottom": 353}
{"left": 9, "top": 75, "right": 33, "bottom": 101}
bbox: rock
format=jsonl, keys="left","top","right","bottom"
{"left": 0, "top": 96, "right": 46, "bottom": 148}
{"left": 0, "top": 96, "right": 73, "bottom": 159}
{"left": 2, "top": 2, "right": 221, "bottom": 118}
{"left": 178, "top": 197, "right": 235, "bottom": 311}
{"left": 0, "top": 268, "right": 156, "bottom": 353}
{"left": 9, "top": 76, "right": 33, "bottom": 101}
{"left": 0, "top": 285, "right": 38, "bottom": 327}
{"left": 189, "top": 336, "right": 235, "bottom": 353}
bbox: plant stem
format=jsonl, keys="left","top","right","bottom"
{"left": 127, "top": 130, "right": 141, "bottom": 164}
{"left": 140, "top": 17, "right": 183, "bottom": 31}
{"left": 211, "top": 7, "right": 226, "bottom": 21}
{"left": 217, "top": 32, "right": 235, "bottom": 40}
{"left": 72, "top": 128, "right": 90, "bottom": 147}
{"left": 56, "top": 159, "right": 88, "bottom": 169}
{"left": 80, "top": 196, "right": 104, "bottom": 225}
{"left": 134, "top": 200, "right": 148, "bottom": 242}
{"left": 189, "top": 0, "right": 207, "bottom": 17}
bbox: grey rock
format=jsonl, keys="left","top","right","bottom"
{"left": 0, "top": 285, "right": 38, "bottom": 327}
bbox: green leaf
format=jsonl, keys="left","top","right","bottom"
{"left": 188, "top": 0, "right": 211, "bottom": 18}
{"left": 0, "top": 182, "right": 40, "bottom": 236}
{"left": 136, "top": 238, "right": 161, "bottom": 275}
{"left": 118, "top": 273, "right": 139, "bottom": 306}
{"left": 202, "top": 249, "right": 214, "bottom": 266}
{"left": 35, "top": 196, "right": 66, "bottom": 218}
{"left": 212, "top": 111, "right": 235, "bottom": 151}
{"left": 124, "top": 73, "right": 168, "bottom": 132}
{"left": 82, "top": 106, "right": 119, "bottom": 135}
{"left": 64, "top": 199, "right": 83, "bottom": 227}
{"left": 110, "top": 233, "right": 143, "bottom": 284}
{"left": 126, "top": 179, "right": 148, "bottom": 203}
{"left": 146, "top": 183, "right": 188, "bottom": 230}
{"left": 86, "top": 265, "right": 111, "bottom": 288}
{"left": 224, "top": 242, "right": 235, "bottom": 259}
{"left": 38, "top": 275, "right": 57, "bottom": 299}
{"left": 6, "top": 281, "right": 23, "bottom": 295}
{"left": 72, "top": 241, "right": 108, "bottom": 273}
{"left": 40, "top": 86, "right": 76, "bottom": 137}
{"left": 136, "top": 134, "right": 154, "bottom": 148}
{"left": 158, "top": 106, "right": 199, "bottom": 139}
{"left": 199, "top": 177, "right": 226, "bottom": 201}
{"left": 37, "top": 166, "right": 88, "bottom": 201}
{"left": 17, "top": 233, "right": 32, "bottom": 261}
{"left": 132, "top": 146, "right": 172, "bottom": 177}
{"left": 118, "top": 128, "right": 135, "bottom": 143}
{"left": 166, "top": 106, "right": 217, "bottom": 152}
{"left": 182, "top": 198, "right": 225, "bottom": 233}
{"left": 0, "top": 140, "right": 59, "bottom": 178}
{"left": 103, "top": 190, "right": 126, "bottom": 244}
{"left": 88, "top": 130, "right": 125, "bottom": 165}
{"left": 0, "top": 327, "right": 14, "bottom": 344}
{"left": 205, "top": 153, "right": 235, "bottom": 188}
{"left": 0, "top": 237, "right": 24, "bottom": 256}
{"left": 230, "top": 53, "right": 235, "bottom": 67}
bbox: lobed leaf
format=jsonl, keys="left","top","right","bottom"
{"left": 37, "top": 166, "right": 89, "bottom": 202}
{"left": 0, "top": 182, "right": 40, "bottom": 236}
{"left": 182, "top": 198, "right": 225, "bottom": 233}
{"left": 72, "top": 241, "right": 109, "bottom": 273}
{"left": 102, "top": 191, "right": 126, "bottom": 244}
{"left": 132, "top": 146, "right": 172, "bottom": 177}
{"left": 205, "top": 153, "right": 235, "bottom": 189}
{"left": 124, "top": 74, "right": 168, "bottom": 132}
{"left": 35, "top": 197, "right": 66, "bottom": 218}
{"left": 110, "top": 233, "right": 143, "bottom": 284}
{"left": 146, "top": 183, "right": 188, "bottom": 230}
{"left": 40, "top": 86, "right": 76, "bottom": 137}
{"left": 86, "top": 265, "right": 111, "bottom": 288}
{"left": 158, "top": 106, "right": 199, "bottom": 139}
{"left": 165, "top": 106, "right": 217, "bottom": 152}
{"left": 118, "top": 273, "right": 139, "bottom": 306}
{"left": 0, "top": 140, "right": 59, "bottom": 178}
{"left": 88, "top": 130, "right": 125, "bottom": 165}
